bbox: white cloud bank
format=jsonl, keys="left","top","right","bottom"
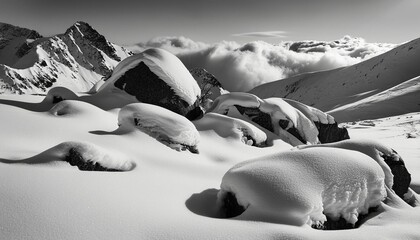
{"left": 130, "top": 36, "right": 395, "bottom": 92}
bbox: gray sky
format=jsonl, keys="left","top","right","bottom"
{"left": 1, "top": 0, "right": 419, "bottom": 45}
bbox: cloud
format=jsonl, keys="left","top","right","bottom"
{"left": 133, "top": 36, "right": 396, "bottom": 92}
{"left": 232, "top": 31, "right": 288, "bottom": 38}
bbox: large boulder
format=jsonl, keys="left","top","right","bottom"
{"left": 98, "top": 48, "right": 203, "bottom": 120}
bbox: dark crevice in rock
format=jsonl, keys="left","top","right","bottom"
{"left": 312, "top": 206, "right": 378, "bottom": 230}
{"left": 234, "top": 105, "right": 274, "bottom": 132}
{"left": 219, "top": 192, "right": 246, "bottom": 218}
{"left": 314, "top": 122, "right": 350, "bottom": 143}
{"left": 52, "top": 96, "right": 64, "bottom": 104}
{"left": 64, "top": 148, "right": 120, "bottom": 171}
{"left": 114, "top": 61, "right": 202, "bottom": 120}
{"left": 382, "top": 149, "right": 411, "bottom": 198}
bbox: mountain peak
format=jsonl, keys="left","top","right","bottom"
{"left": 64, "top": 21, "right": 121, "bottom": 61}
{"left": 0, "top": 22, "right": 43, "bottom": 40}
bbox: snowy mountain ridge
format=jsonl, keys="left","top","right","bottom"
{"left": 0, "top": 21, "right": 132, "bottom": 94}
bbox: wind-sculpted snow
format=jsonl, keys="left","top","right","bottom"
{"left": 0, "top": 141, "right": 135, "bottom": 171}
{"left": 48, "top": 100, "right": 108, "bottom": 117}
{"left": 218, "top": 148, "right": 386, "bottom": 228}
{"left": 194, "top": 113, "right": 267, "bottom": 147}
{"left": 42, "top": 87, "right": 78, "bottom": 104}
{"left": 118, "top": 103, "right": 200, "bottom": 153}
{"left": 208, "top": 92, "right": 319, "bottom": 146}
{"left": 98, "top": 48, "right": 202, "bottom": 120}
{"left": 298, "top": 139, "right": 412, "bottom": 200}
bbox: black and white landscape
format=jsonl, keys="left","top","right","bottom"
{"left": 1, "top": 1, "right": 420, "bottom": 239}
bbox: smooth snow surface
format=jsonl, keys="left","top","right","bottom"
{"left": 219, "top": 148, "right": 386, "bottom": 226}
{"left": 1, "top": 93, "right": 420, "bottom": 240}
{"left": 99, "top": 48, "right": 201, "bottom": 105}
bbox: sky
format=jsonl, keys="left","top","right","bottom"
{"left": 0, "top": 0, "right": 419, "bottom": 45}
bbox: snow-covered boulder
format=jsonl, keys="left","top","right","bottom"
{"left": 284, "top": 98, "right": 350, "bottom": 143}
{"left": 1, "top": 141, "right": 136, "bottom": 171}
{"left": 217, "top": 147, "right": 386, "bottom": 228}
{"left": 118, "top": 103, "right": 200, "bottom": 153}
{"left": 99, "top": 48, "right": 203, "bottom": 120}
{"left": 194, "top": 112, "right": 267, "bottom": 147}
{"left": 298, "top": 139, "right": 411, "bottom": 200}
{"left": 208, "top": 92, "right": 319, "bottom": 146}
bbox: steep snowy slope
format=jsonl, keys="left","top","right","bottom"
{"left": 0, "top": 22, "right": 132, "bottom": 94}
{"left": 250, "top": 37, "right": 420, "bottom": 113}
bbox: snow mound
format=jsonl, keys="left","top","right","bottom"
{"left": 48, "top": 100, "right": 106, "bottom": 117}
{"left": 98, "top": 48, "right": 202, "bottom": 119}
{"left": 298, "top": 139, "right": 412, "bottom": 199}
{"left": 208, "top": 92, "right": 319, "bottom": 146}
{"left": 1, "top": 141, "right": 135, "bottom": 171}
{"left": 42, "top": 87, "right": 78, "bottom": 104}
{"left": 218, "top": 147, "right": 386, "bottom": 227}
{"left": 118, "top": 103, "right": 200, "bottom": 153}
{"left": 194, "top": 112, "right": 267, "bottom": 147}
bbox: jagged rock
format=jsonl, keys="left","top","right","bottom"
{"left": 189, "top": 68, "right": 227, "bottom": 101}
{"left": 99, "top": 48, "right": 203, "bottom": 120}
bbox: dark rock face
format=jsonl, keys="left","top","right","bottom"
{"left": 312, "top": 208, "right": 376, "bottom": 230}
{"left": 114, "top": 61, "right": 203, "bottom": 120}
{"left": 189, "top": 68, "right": 224, "bottom": 101}
{"left": 65, "top": 148, "right": 120, "bottom": 171}
{"left": 382, "top": 149, "right": 411, "bottom": 199}
{"left": 315, "top": 122, "right": 350, "bottom": 143}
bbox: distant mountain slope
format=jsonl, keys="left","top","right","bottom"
{"left": 328, "top": 76, "right": 420, "bottom": 122}
{"left": 0, "top": 22, "right": 132, "bottom": 94}
{"left": 0, "top": 23, "right": 43, "bottom": 66}
{"left": 249, "top": 37, "right": 420, "bottom": 115}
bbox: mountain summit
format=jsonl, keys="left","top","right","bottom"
{"left": 0, "top": 22, "right": 132, "bottom": 94}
